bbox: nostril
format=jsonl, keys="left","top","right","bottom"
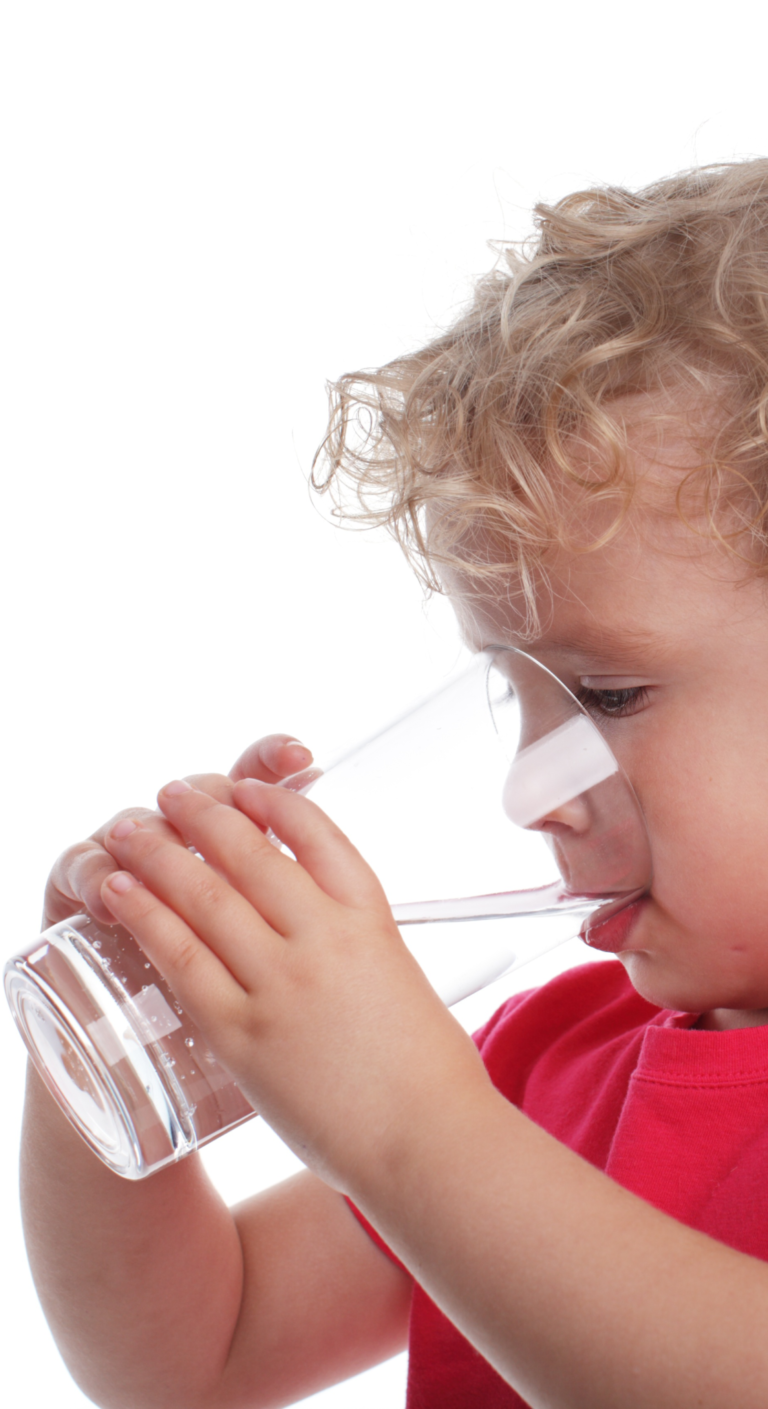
{"left": 533, "top": 799, "right": 594, "bottom": 836}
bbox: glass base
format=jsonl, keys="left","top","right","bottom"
{"left": 5, "top": 916, "right": 256, "bottom": 1179}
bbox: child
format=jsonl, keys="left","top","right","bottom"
{"left": 22, "top": 160, "right": 768, "bottom": 1409}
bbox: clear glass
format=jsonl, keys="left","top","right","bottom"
{"left": 4, "top": 648, "right": 652, "bottom": 1178}
{"left": 282, "top": 649, "right": 652, "bottom": 1005}
{"left": 5, "top": 913, "right": 255, "bottom": 1178}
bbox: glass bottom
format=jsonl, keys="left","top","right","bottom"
{"left": 5, "top": 916, "right": 256, "bottom": 1179}
{"left": 9, "top": 972, "right": 140, "bottom": 1174}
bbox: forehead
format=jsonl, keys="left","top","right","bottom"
{"left": 445, "top": 509, "right": 764, "bottom": 669}
{"left": 440, "top": 392, "right": 763, "bottom": 663}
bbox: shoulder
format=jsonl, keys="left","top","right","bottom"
{"left": 473, "top": 959, "right": 660, "bottom": 1102}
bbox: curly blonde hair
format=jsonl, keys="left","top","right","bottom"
{"left": 312, "top": 159, "right": 768, "bottom": 618}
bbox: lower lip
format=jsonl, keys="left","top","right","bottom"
{"left": 584, "top": 896, "right": 649, "bottom": 953}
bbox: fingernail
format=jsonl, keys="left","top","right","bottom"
{"left": 262, "top": 739, "right": 310, "bottom": 771}
{"left": 163, "top": 779, "right": 192, "bottom": 796}
{"left": 111, "top": 819, "right": 138, "bottom": 839}
{"left": 286, "top": 742, "right": 313, "bottom": 764}
{"left": 107, "top": 872, "right": 138, "bottom": 894}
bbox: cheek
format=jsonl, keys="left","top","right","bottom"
{"left": 634, "top": 723, "right": 768, "bottom": 936}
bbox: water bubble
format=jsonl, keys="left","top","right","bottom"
{"left": 141, "top": 985, "right": 149, "bottom": 992}
{"left": 185, "top": 1038, "right": 195, "bottom": 1048}
{"left": 174, "top": 1004, "right": 183, "bottom": 1015}
{"left": 93, "top": 940, "right": 102, "bottom": 950}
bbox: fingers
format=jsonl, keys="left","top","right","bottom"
{"left": 42, "top": 736, "right": 315, "bottom": 932}
{"left": 149, "top": 783, "right": 326, "bottom": 937}
{"left": 44, "top": 840, "right": 117, "bottom": 927}
{"left": 154, "top": 777, "right": 389, "bottom": 920}
{"left": 231, "top": 781, "right": 391, "bottom": 914}
{"left": 43, "top": 807, "right": 182, "bottom": 928}
{"left": 180, "top": 771, "right": 238, "bottom": 804}
{"left": 99, "top": 867, "right": 251, "bottom": 1035}
{"left": 99, "top": 777, "right": 393, "bottom": 1034}
{"left": 229, "top": 735, "right": 313, "bottom": 784}
{"left": 101, "top": 810, "right": 281, "bottom": 988}
{"left": 44, "top": 772, "right": 246, "bottom": 929}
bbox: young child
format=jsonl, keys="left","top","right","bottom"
{"left": 22, "top": 160, "right": 768, "bottom": 1409}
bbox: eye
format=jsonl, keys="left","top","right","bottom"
{"left": 575, "top": 684, "right": 650, "bottom": 719}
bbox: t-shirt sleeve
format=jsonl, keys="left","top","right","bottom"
{"left": 471, "top": 986, "right": 538, "bottom": 1052}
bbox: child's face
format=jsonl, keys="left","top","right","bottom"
{"left": 446, "top": 419, "right": 768, "bottom": 1028}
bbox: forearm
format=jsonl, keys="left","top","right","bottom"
{"left": 351, "top": 1081, "right": 768, "bottom": 1409}
{"left": 21, "top": 1065, "right": 244, "bottom": 1409}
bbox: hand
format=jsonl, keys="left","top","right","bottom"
{"left": 42, "top": 736, "right": 314, "bottom": 929}
{"left": 99, "top": 778, "right": 488, "bottom": 1195}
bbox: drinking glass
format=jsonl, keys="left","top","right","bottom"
{"left": 4, "top": 648, "right": 652, "bottom": 1178}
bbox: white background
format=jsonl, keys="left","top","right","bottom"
{"left": 1, "top": 2, "right": 767, "bottom": 1404}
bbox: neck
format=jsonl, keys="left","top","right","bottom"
{"left": 695, "top": 1007, "right": 768, "bottom": 1031}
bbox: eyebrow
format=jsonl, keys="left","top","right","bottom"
{"left": 485, "top": 624, "right": 665, "bottom": 666}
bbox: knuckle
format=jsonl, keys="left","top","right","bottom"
{"left": 49, "top": 839, "right": 101, "bottom": 893}
{"left": 295, "top": 796, "right": 348, "bottom": 850}
{"left": 183, "top": 772, "right": 233, "bottom": 803}
{"left": 167, "top": 930, "right": 202, "bottom": 977}
{"left": 186, "top": 866, "right": 222, "bottom": 914}
{"left": 53, "top": 837, "right": 95, "bottom": 870}
{"left": 127, "top": 826, "right": 167, "bottom": 862}
{"left": 242, "top": 838, "right": 280, "bottom": 886}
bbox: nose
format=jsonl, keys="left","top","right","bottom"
{"left": 502, "top": 714, "right": 618, "bottom": 831}
{"left": 529, "top": 797, "right": 593, "bottom": 834}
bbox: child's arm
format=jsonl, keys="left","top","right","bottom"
{"left": 22, "top": 739, "right": 412, "bottom": 1409}
{"left": 22, "top": 1074, "right": 410, "bottom": 1409}
{"left": 100, "top": 778, "right": 768, "bottom": 1409}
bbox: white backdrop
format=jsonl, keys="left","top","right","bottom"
{"left": 2, "top": 2, "right": 767, "bottom": 1404}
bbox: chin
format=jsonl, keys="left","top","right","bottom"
{"left": 619, "top": 952, "right": 768, "bottom": 1016}
{"left": 618, "top": 953, "right": 705, "bottom": 1014}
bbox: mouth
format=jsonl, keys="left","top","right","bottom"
{"left": 582, "top": 894, "right": 650, "bottom": 954}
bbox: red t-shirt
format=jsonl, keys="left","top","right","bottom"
{"left": 349, "top": 959, "right": 768, "bottom": 1408}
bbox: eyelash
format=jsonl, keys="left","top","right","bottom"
{"left": 575, "top": 685, "right": 650, "bottom": 719}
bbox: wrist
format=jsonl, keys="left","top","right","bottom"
{"left": 340, "top": 1037, "right": 497, "bottom": 1229}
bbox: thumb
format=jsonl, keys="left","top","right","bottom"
{"left": 229, "top": 734, "right": 314, "bottom": 784}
